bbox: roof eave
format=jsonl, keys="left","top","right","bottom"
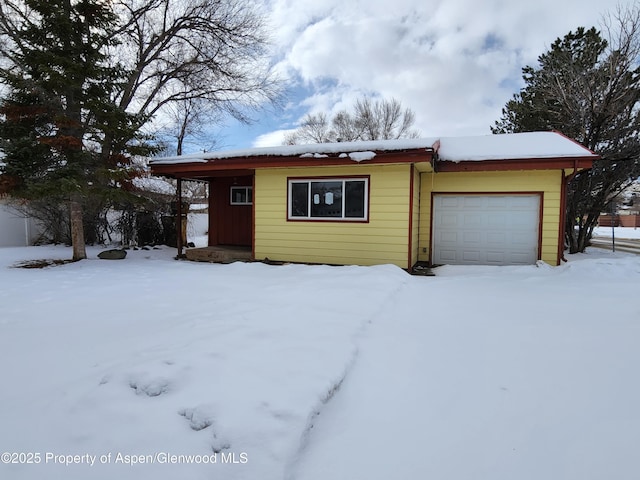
{"left": 150, "top": 148, "right": 434, "bottom": 178}
{"left": 435, "top": 156, "right": 597, "bottom": 172}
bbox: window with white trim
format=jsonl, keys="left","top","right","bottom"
{"left": 230, "top": 186, "right": 252, "bottom": 205}
{"left": 288, "top": 178, "right": 368, "bottom": 220}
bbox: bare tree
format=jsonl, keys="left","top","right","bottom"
{"left": 112, "top": 0, "right": 280, "bottom": 129}
{"left": 284, "top": 112, "right": 332, "bottom": 145}
{"left": 161, "top": 97, "right": 220, "bottom": 156}
{"left": 332, "top": 110, "right": 362, "bottom": 142}
{"left": 285, "top": 97, "right": 420, "bottom": 144}
{"left": 354, "top": 97, "right": 418, "bottom": 140}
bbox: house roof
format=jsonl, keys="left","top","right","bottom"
{"left": 436, "top": 131, "right": 596, "bottom": 162}
{"left": 149, "top": 137, "right": 438, "bottom": 165}
{"left": 148, "top": 131, "right": 598, "bottom": 177}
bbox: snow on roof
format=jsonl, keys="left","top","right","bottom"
{"left": 437, "top": 131, "right": 596, "bottom": 162}
{"left": 148, "top": 131, "right": 597, "bottom": 166}
{"left": 149, "top": 138, "right": 438, "bottom": 165}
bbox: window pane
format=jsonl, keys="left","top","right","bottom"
{"left": 230, "top": 187, "right": 244, "bottom": 204}
{"left": 291, "top": 183, "right": 309, "bottom": 217}
{"left": 311, "top": 182, "right": 342, "bottom": 217}
{"left": 231, "top": 186, "right": 252, "bottom": 205}
{"left": 345, "top": 180, "right": 365, "bottom": 218}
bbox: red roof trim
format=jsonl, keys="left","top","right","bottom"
{"left": 435, "top": 157, "right": 595, "bottom": 172}
{"left": 150, "top": 145, "right": 598, "bottom": 178}
{"left": 551, "top": 130, "right": 599, "bottom": 156}
{"left": 151, "top": 149, "right": 433, "bottom": 178}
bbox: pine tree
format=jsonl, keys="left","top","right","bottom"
{"left": 492, "top": 22, "right": 640, "bottom": 253}
{"left": 0, "top": 0, "right": 151, "bottom": 259}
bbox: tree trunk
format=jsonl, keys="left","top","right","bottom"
{"left": 566, "top": 208, "right": 601, "bottom": 254}
{"left": 70, "top": 198, "right": 87, "bottom": 260}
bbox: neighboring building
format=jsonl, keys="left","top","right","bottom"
{"left": 150, "top": 132, "right": 597, "bottom": 268}
{"left": 598, "top": 180, "right": 640, "bottom": 227}
{"left": 0, "top": 197, "right": 42, "bottom": 247}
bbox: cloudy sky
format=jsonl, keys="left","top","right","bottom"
{"left": 211, "top": 0, "right": 632, "bottom": 151}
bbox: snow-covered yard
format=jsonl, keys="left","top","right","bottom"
{"left": 593, "top": 225, "right": 640, "bottom": 239}
{"left": 0, "top": 244, "right": 639, "bottom": 480}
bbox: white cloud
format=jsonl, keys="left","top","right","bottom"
{"left": 252, "top": 129, "right": 296, "bottom": 147}
{"left": 260, "top": 0, "right": 627, "bottom": 142}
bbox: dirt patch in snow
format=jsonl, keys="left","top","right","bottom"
{"left": 12, "top": 258, "right": 77, "bottom": 269}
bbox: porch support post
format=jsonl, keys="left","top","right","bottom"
{"left": 176, "top": 177, "right": 185, "bottom": 258}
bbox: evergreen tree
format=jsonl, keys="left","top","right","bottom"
{"left": 0, "top": 0, "right": 151, "bottom": 259}
{"left": 492, "top": 21, "right": 640, "bottom": 253}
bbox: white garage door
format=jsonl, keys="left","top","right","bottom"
{"left": 432, "top": 194, "right": 540, "bottom": 266}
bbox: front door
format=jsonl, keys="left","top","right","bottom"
{"left": 210, "top": 175, "right": 253, "bottom": 246}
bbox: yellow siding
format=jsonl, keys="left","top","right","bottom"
{"left": 418, "top": 170, "right": 562, "bottom": 265}
{"left": 254, "top": 164, "right": 412, "bottom": 268}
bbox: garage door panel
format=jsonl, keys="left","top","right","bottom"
{"left": 486, "top": 251, "right": 506, "bottom": 263}
{"left": 463, "top": 196, "right": 484, "bottom": 208}
{"left": 509, "top": 196, "right": 537, "bottom": 208}
{"left": 512, "top": 213, "right": 538, "bottom": 227}
{"left": 441, "top": 196, "right": 461, "bottom": 208}
{"left": 462, "top": 232, "right": 482, "bottom": 248}
{"left": 509, "top": 252, "right": 534, "bottom": 264}
{"left": 511, "top": 232, "right": 534, "bottom": 246}
{"left": 433, "top": 194, "right": 540, "bottom": 266}
{"left": 439, "top": 231, "right": 458, "bottom": 244}
{"left": 464, "top": 214, "right": 482, "bottom": 227}
{"left": 439, "top": 214, "right": 459, "bottom": 227}
{"left": 487, "top": 232, "right": 507, "bottom": 244}
{"left": 488, "top": 196, "right": 508, "bottom": 208}
{"left": 438, "top": 249, "right": 458, "bottom": 262}
{"left": 462, "top": 250, "right": 481, "bottom": 262}
{"left": 488, "top": 213, "right": 506, "bottom": 227}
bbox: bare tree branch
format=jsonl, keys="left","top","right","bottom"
{"left": 112, "top": 0, "right": 281, "bottom": 129}
{"left": 286, "top": 97, "right": 420, "bottom": 145}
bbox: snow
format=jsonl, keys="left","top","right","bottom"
{"left": 293, "top": 253, "right": 640, "bottom": 480}
{"left": 348, "top": 151, "right": 376, "bottom": 162}
{"left": 1, "top": 243, "right": 639, "bottom": 480}
{"left": 132, "top": 175, "right": 176, "bottom": 196}
{"left": 148, "top": 132, "right": 597, "bottom": 166}
{"left": 0, "top": 245, "right": 407, "bottom": 480}
{"left": 593, "top": 226, "right": 640, "bottom": 239}
{"left": 436, "top": 131, "right": 595, "bottom": 162}
{"left": 148, "top": 138, "right": 436, "bottom": 164}
{"left": 186, "top": 213, "right": 209, "bottom": 247}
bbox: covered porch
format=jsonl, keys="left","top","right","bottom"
{"left": 173, "top": 170, "right": 254, "bottom": 261}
